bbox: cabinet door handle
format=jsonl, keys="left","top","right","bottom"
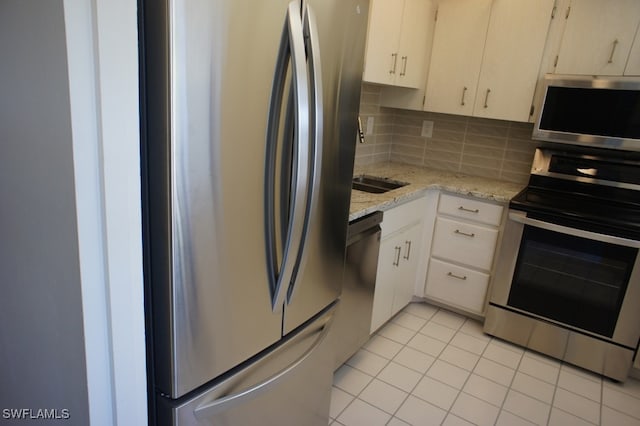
{"left": 460, "top": 86, "right": 467, "bottom": 106}
{"left": 403, "top": 240, "right": 412, "bottom": 260}
{"left": 458, "top": 206, "right": 479, "bottom": 213}
{"left": 454, "top": 229, "right": 475, "bottom": 238}
{"left": 389, "top": 53, "right": 398, "bottom": 75}
{"left": 393, "top": 246, "right": 401, "bottom": 266}
{"left": 483, "top": 89, "right": 491, "bottom": 108}
{"left": 608, "top": 39, "right": 619, "bottom": 64}
{"left": 400, "top": 56, "right": 408, "bottom": 76}
{"left": 447, "top": 271, "right": 467, "bottom": 281}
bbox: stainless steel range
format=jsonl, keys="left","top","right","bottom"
{"left": 484, "top": 147, "right": 640, "bottom": 381}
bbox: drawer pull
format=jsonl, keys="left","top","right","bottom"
{"left": 403, "top": 240, "right": 412, "bottom": 260}
{"left": 454, "top": 229, "right": 475, "bottom": 238}
{"left": 393, "top": 246, "right": 401, "bottom": 266}
{"left": 458, "top": 206, "right": 479, "bottom": 213}
{"left": 447, "top": 272, "right": 467, "bottom": 281}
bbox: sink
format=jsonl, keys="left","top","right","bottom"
{"left": 352, "top": 174, "right": 408, "bottom": 194}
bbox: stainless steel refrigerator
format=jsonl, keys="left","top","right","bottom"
{"left": 139, "top": 0, "right": 369, "bottom": 424}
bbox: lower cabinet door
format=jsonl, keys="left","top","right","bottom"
{"left": 371, "top": 232, "right": 403, "bottom": 333}
{"left": 425, "top": 258, "right": 490, "bottom": 314}
{"left": 391, "top": 222, "right": 423, "bottom": 316}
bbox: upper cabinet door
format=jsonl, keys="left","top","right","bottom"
{"left": 624, "top": 28, "right": 640, "bottom": 76}
{"left": 473, "top": 0, "right": 554, "bottom": 122}
{"left": 555, "top": 0, "right": 640, "bottom": 76}
{"left": 362, "top": 0, "right": 404, "bottom": 85}
{"left": 424, "top": 0, "right": 492, "bottom": 116}
{"left": 363, "top": 0, "right": 434, "bottom": 88}
{"left": 395, "top": 0, "right": 435, "bottom": 88}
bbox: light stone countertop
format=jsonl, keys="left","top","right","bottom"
{"left": 349, "top": 162, "right": 526, "bottom": 221}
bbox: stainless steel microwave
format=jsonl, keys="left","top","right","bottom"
{"left": 533, "top": 74, "right": 640, "bottom": 152}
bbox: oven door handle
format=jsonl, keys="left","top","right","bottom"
{"left": 508, "top": 211, "right": 640, "bottom": 249}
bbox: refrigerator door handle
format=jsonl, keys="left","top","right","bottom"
{"left": 192, "top": 307, "right": 334, "bottom": 419}
{"left": 265, "top": 0, "right": 311, "bottom": 311}
{"left": 287, "top": 3, "right": 324, "bottom": 303}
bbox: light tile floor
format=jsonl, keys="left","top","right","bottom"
{"left": 330, "top": 302, "right": 640, "bottom": 426}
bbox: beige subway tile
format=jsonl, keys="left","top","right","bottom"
{"left": 391, "top": 153, "right": 424, "bottom": 166}
{"left": 467, "top": 123, "right": 509, "bottom": 138}
{"left": 374, "top": 143, "right": 392, "bottom": 154}
{"left": 509, "top": 121, "right": 534, "bottom": 130}
{"left": 464, "top": 135, "right": 507, "bottom": 149}
{"left": 430, "top": 112, "right": 469, "bottom": 123}
{"left": 355, "top": 144, "right": 376, "bottom": 156}
{"left": 500, "top": 171, "right": 530, "bottom": 184}
{"left": 376, "top": 124, "right": 394, "bottom": 135}
{"left": 501, "top": 160, "right": 533, "bottom": 174}
{"left": 360, "top": 93, "right": 380, "bottom": 105}
{"left": 361, "top": 83, "right": 381, "bottom": 95}
{"left": 392, "top": 143, "right": 424, "bottom": 159}
{"left": 394, "top": 115, "right": 426, "bottom": 127}
{"left": 503, "top": 150, "right": 535, "bottom": 164}
{"left": 507, "top": 125, "right": 535, "bottom": 140}
{"left": 468, "top": 116, "right": 510, "bottom": 128}
{"left": 359, "top": 104, "right": 379, "bottom": 115}
{"left": 432, "top": 129, "right": 466, "bottom": 142}
{"left": 425, "top": 148, "right": 463, "bottom": 164}
{"left": 427, "top": 139, "right": 464, "bottom": 154}
{"left": 393, "top": 125, "right": 422, "bottom": 137}
{"left": 461, "top": 153, "right": 503, "bottom": 169}
{"left": 432, "top": 119, "right": 467, "bottom": 133}
{"left": 372, "top": 152, "right": 391, "bottom": 164}
{"left": 375, "top": 134, "right": 393, "bottom": 145}
{"left": 394, "top": 135, "right": 427, "bottom": 148}
{"left": 462, "top": 145, "right": 505, "bottom": 159}
{"left": 423, "top": 159, "right": 460, "bottom": 172}
{"left": 460, "top": 164, "right": 501, "bottom": 180}
{"left": 505, "top": 138, "right": 538, "bottom": 153}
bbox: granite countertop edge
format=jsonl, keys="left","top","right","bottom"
{"left": 349, "top": 162, "right": 526, "bottom": 221}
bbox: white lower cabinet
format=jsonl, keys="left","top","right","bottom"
{"left": 424, "top": 192, "right": 504, "bottom": 316}
{"left": 370, "top": 197, "right": 426, "bottom": 333}
{"left": 425, "top": 259, "right": 489, "bottom": 314}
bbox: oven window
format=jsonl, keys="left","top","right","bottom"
{"left": 508, "top": 226, "right": 637, "bottom": 338}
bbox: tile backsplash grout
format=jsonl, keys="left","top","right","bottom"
{"left": 356, "top": 84, "right": 539, "bottom": 185}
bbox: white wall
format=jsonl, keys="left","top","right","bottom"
{"left": 0, "top": 1, "right": 90, "bottom": 423}
{"left": 63, "top": 0, "right": 148, "bottom": 424}
{"left": 0, "top": 0, "right": 147, "bottom": 424}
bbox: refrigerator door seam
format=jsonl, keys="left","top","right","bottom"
{"left": 264, "top": 0, "right": 311, "bottom": 311}
{"left": 288, "top": 3, "right": 324, "bottom": 303}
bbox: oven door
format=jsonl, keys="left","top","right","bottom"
{"left": 491, "top": 209, "right": 640, "bottom": 348}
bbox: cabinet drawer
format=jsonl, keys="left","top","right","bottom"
{"left": 425, "top": 258, "right": 490, "bottom": 314}
{"left": 381, "top": 196, "right": 427, "bottom": 238}
{"left": 431, "top": 217, "right": 498, "bottom": 270}
{"left": 438, "top": 193, "right": 503, "bottom": 226}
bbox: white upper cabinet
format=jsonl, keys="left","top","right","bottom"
{"left": 363, "top": 0, "right": 435, "bottom": 88}
{"left": 626, "top": 29, "right": 640, "bottom": 75}
{"left": 397, "top": 0, "right": 435, "bottom": 87}
{"left": 473, "top": 0, "right": 555, "bottom": 121}
{"left": 555, "top": 0, "right": 640, "bottom": 76}
{"left": 424, "top": 0, "right": 492, "bottom": 117}
{"left": 424, "top": 0, "right": 554, "bottom": 122}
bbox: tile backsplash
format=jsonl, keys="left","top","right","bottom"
{"left": 356, "top": 84, "right": 540, "bottom": 184}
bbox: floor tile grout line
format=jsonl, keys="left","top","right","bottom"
{"left": 334, "top": 303, "right": 640, "bottom": 426}
{"left": 368, "top": 309, "right": 434, "bottom": 424}
{"left": 494, "top": 339, "right": 525, "bottom": 425}
{"left": 440, "top": 327, "right": 494, "bottom": 425}
{"left": 601, "top": 403, "right": 640, "bottom": 422}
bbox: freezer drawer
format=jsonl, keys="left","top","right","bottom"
{"left": 156, "top": 304, "right": 336, "bottom": 426}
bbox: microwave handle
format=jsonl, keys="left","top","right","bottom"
{"left": 508, "top": 211, "right": 640, "bottom": 249}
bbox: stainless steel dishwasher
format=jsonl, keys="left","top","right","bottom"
{"left": 330, "top": 211, "right": 383, "bottom": 370}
